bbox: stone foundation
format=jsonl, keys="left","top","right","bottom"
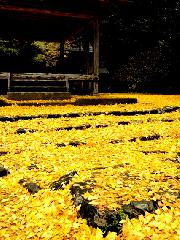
{"left": 7, "top": 92, "right": 71, "bottom": 100}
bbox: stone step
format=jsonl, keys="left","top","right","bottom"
{"left": 10, "top": 86, "right": 67, "bottom": 92}
{"left": 7, "top": 92, "right": 71, "bottom": 100}
{"left": 11, "top": 79, "right": 68, "bottom": 86}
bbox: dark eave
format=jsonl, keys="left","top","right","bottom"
{"left": 0, "top": 4, "right": 96, "bottom": 19}
{"left": 0, "top": 0, "right": 127, "bottom": 41}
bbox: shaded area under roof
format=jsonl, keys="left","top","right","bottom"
{"left": 0, "top": 0, "right": 127, "bottom": 41}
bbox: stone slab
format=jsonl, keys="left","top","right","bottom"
{"left": 7, "top": 92, "right": 71, "bottom": 100}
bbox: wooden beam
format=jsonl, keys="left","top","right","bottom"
{"left": 93, "top": 18, "right": 99, "bottom": 76}
{"left": 11, "top": 73, "right": 98, "bottom": 81}
{"left": 68, "top": 26, "right": 86, "bottom": 41}
{"left": 0, "top": 5, "right": 96, "bottom": 19}
{"left": 0, "top": 72, "right": 10, "bottom": 79}
{"left": 8, "top": 73, "right": 11, "bottom": 92}
{"left": 0, "top": 72, "right": 10, "bottom": 91}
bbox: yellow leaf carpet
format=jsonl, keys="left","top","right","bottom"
{"left": 0, "top": 94, "right": 180, "bottom": 239}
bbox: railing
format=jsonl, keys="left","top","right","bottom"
{"left": 0, "top": 72, "right": 99, "bottom": 93}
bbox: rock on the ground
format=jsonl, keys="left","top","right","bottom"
{"left": 28, "top": 164, "right": 39, "bottom": 170}
{"left": 16, "top": 128, "right": 27, "bottom": 134}
{"left": 176, "top": 152, "right": 180, "bottom": 163}
{"left": 24, "top": 182, "right": 41, "bottom": 194}
{"left": 50, "top": 171, "right": 77, "bottom": 190}
{"left": 19, "top": 179, "right": 41, "bottom": 194}
{"left": 0, "top": 99, "right": 11, "bottom": 107}
{"left": 70, "top": 183, "right": 123, "bottom": 236}
{"left": 140, "top": 134, "right": 160, "bottom": 141}
{"left": 123, "top": 200, "right": 158, "bottom": 219}
{"left": 69, "top": 141, "right": 85, "bottom": 147}
{"left": 94, "top": 210, "right": 123, "bottom": 236}
{"left": 0, "top": 151, "right": 8, "bottom": 156}
{"left": 0, "top": 165, "right": 10, "bottom": 177}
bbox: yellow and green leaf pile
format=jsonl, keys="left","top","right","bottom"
{"left": 0, "top": 94, "right": 180, "bottom": 239}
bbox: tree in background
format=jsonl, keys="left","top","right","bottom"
{"left": 0, "top": 39, "right": 38, "bottom": 72}
{"left": 0, "top": 38, "right": 20, "bottom": 71}
{"left": 0, "top": 0, "right": 179, "bottom": 93}
{"left": 0, "top": 38, "right": 77, "bottom": 72}
{"left": 32, "top": 41, "right": 60, "bottom": 70}
{"left": 101, "top": 0, "right": 180, "bottom": 93}
{"left": 32, "top": 40, "right": 76, "bottom": 71}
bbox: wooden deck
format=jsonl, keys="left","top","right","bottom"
{"left": 0, "top": 1, "right": 126, "bottom": 96}
{"left": 0, "top": 72, "right": 99, "bottom": 99}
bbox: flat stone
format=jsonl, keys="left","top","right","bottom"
{"left": 7, "top": 92, "right": 71, "bottom": 100}
{"left": 16, "top": 128, "right": 27, "bottom": 134}
{"left": 123, "top": 200, "right": 158, "bottom": 219}
{"left": 110, "top": 139, "right": 122, "bottom": 144}
{"left": 0, "top": 165, "right": 10, "bottom": 177}
{"left": 0, "top": 99, "right": 11, "bottom": 107}
{"left": 28, "top": 164, "right": 39, "bottom": 170}
{"left": 56, "top": 143, "right": 66, "bottom": 147}
{"left": 140, "top": 134, "right": 160, "bottom": 141}
{"left": 0, "top": 151, "right": 8, "bottom": 156}
{"left": 118, "top": 121, "right": 130, "bottom": 125}
{"left": 74, "top": 98, "right": 138, "bottom": 106}
{"left": 50, "top": 171, "right": 77, "bottom": 190}
{"left": 24, "top": 182, "right": 41, "bottom": 194}
{"left": 0, "top": 106, "right": 179, "bottom": 123}
{"left": 69, "top": 141, "right": 85, "bottom": 147}
{"left": 95, "top": 124, "right": 108, "bottom": 128}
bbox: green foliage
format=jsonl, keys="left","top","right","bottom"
{"left": 32, "top": 41, "right": 60, "bottom": 67}
{"left": 0, "top": 39, "right": 20, "bottom": 57}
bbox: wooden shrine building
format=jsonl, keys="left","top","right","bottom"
{"left": 0, "top": 0, "right": 126, "bottom": 99}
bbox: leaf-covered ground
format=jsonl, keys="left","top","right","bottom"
{"left": 0, "top": 94, "right": 180, "bottom": 239}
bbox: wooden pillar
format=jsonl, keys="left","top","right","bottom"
{"left": 83, "top": 36, "right": 90, "bottom": 74}
{"left": 8, "top": 72, "right": 11, "bottom": 92}
{"left": 60, "top": 40, "right": 65, "bottom": 61}
{"left": 93, "top": 17, "right": 99, "bottom": 94}
{"left": 82, "top": 32, "right": 90, "bottom": 94}
{"left": 59, "top": 39, "right": 65, "bottom": 71}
